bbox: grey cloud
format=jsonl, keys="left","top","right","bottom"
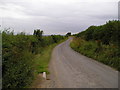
{"left": 0, "top": 0, "right": 118, "bottom": 35}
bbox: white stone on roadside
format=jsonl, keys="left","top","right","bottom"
{"left": 43, "top": 72, "right": 46, "bottom": 79}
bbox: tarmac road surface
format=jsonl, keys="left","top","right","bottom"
{"left": 48, "top": 37, "right": 118, "bottom": 88}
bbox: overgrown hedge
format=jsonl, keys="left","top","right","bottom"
{"left": 2, "top": 30, "right": 65, "bottom": 88}
{"left": 76, "top": 20, "right": 120, "bottom": 45}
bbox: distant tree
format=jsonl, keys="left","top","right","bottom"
{"left": 66, "top": 32, "right": 71, "bottom": 37}
{"left": 33, "top": 29, "right": 43, "bottom": 41}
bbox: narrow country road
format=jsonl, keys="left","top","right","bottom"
{"left": 48, "top": 37, "right": 118, "bottom": 88}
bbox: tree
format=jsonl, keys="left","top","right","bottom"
{"left": 33, "top": 29, "right": 43, "bottom": 41}
{"left": 66, "top": 32, "right": 71, "bottom": 37}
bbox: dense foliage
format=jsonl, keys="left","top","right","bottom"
{"left": 71, "top": 20, "right": 120, "bottom": 71}
{"left": 76, "top": 20, "right": 119, "bottom": 45}
{"left": 2, "top": 29, "right": 65, "bottom": 88}
{"left": 66, "top": 32, "right": 71, "bottom": 37}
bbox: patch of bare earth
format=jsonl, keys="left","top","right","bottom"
{"left": 31, "top": 74, "right": 53, "bottom": 88}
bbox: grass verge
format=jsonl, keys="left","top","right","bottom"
{"left": 33, "top": 38, "right": 67, "bottom": 75}
{"left": 27, "top": 38, "right": 68, "bottom": 88}
{"left": 33, "top": 44, "right": 56, "bottom": 75}
{"left": 30, "top": 38, "right": 67, "bottom": 88}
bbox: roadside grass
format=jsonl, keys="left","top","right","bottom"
{"left": 70, "top": 37, "right": 120, "bottom": 71}
{"left": 33, "top": 38, "right": 67, "bottom": 75}
{"left": 29, "top": 38, "right": 67, "bottom": 88}
{"left": 33, "top": 44, "right": 55, "bottom": 75}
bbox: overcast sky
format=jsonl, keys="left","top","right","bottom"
{"left": 0, "top": 0, "right": 119, "bottom": 35}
